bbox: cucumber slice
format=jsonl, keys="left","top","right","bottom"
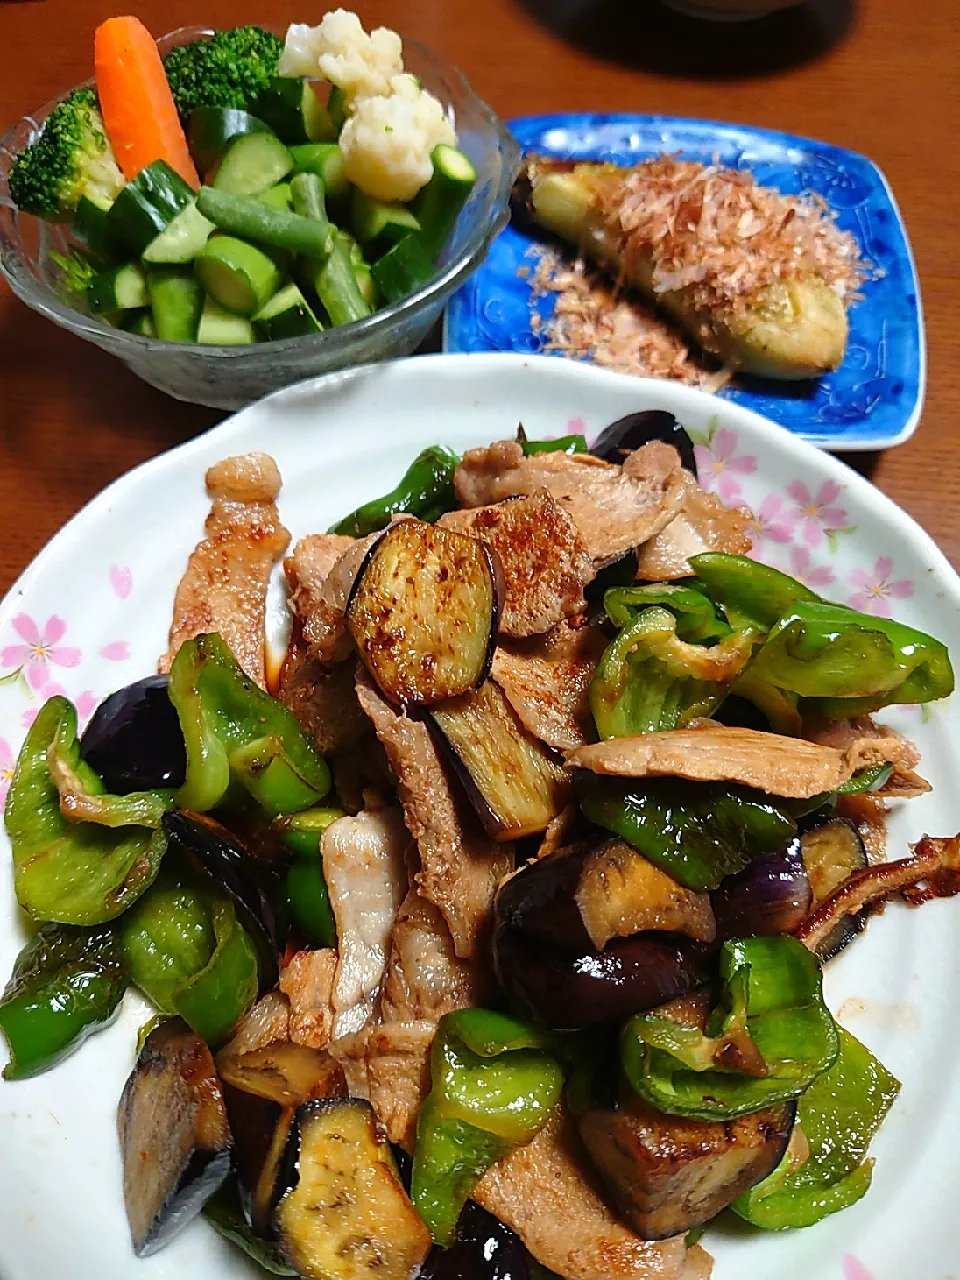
{"left": 327, "top": 86, "right": 349, "bottom": 135}
{"left": 289, "top": 145, "right": 349, "bottom": 204}
{"left": 253, "top": 78, "right": 337, "bottom": 145}
{"left": 212, "top": 132, "right": 294, "bottom": 197}
{"left": 258, "top": 183, "right": 293, "bottom": 212}
{"left": 370, "top": 234, "right": 435, "bottom": 304}
{"left": 195, "top": 235, "right": 282, "bottom": 316}
{"left": 148, "top": 268, "right": 204, "bottom": 342}
{"left": 253, "top": 283, "right": 323, "bottom": 341}
{"left": 413, "top": 145, "right": 477, "bottom": 257}
{"left": 123, "top": 310, "right": 156, "bottom": 338}
{"left": 188, "top": 107, "right": 271, "bottom": 176}
{"left": 142, "top": 201, "right": 215, "bottom": 264}
{"left": 107, "top": 160, "right": 194, "bottom": 255}
{"left": 197, "top": 298, "right": 255, "bottom": 346}
{"left": 87, "top": 262, "right": 149, "bottom": 314}
{"left": 73, "top": 194, "right": 118, "bottom": 262}
{"left": 350, "top": 188, "right": 421, "bottom": 251}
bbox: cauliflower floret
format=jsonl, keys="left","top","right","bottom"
{"left": 340, "top": 88, "right": 456, "bottom": 202}
{"left": 278, "top": 10, "right": 403, "bottom": 100}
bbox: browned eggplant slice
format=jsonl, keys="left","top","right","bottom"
{"left": 576, "top": 838, "right": 716, "bottom": 948}
{"left": 117, "top": 1018, "right": 232, "bottom": 1257}
{"left": 346, "top": 520, "right": 500, "bottom": 707}
{"left": 216, "top": 1039, "right": 346, "bottom": 1107}
{"left": 428, "top": 680, "right": 571, "bottom": 840}
{"left": 579, "top": 1091, "right": 796, "bottom": 1240}
{"left": 799, "top": 818, "right": 868, "bottom": 961}
{"left": 274, "top": 1098, "right": 432, "bottom": 1279}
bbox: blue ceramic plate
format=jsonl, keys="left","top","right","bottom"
{"left": 444, "top": 114, "right": 925, "bottom": 452}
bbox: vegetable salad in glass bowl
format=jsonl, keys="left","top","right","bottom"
{"left": 0, "top": 13, "right": 518, "bottom": 407}
{"left": 2, "top": 385, "right": 959, "bottom": 1280}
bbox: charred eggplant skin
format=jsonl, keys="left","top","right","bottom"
{"left": 346, "top": 520, "right": 500, "bottom": 708}
{"left": 419, "top": 1201, "right": 534, "bottom": 1279}
{"left": 591, "top": 411, "right": 698, "bottom": 476}
{"left": 80, "top": 675, "right": 187, "bottom": 793}
{"left": 798, "top": 818, "right": 869, "bottom": 961}
{"left": 117, "top": 1018, "right": 232, "bottom": 1257}
{"left": 579, "top": 1092, "right": 796, "bottom": 1240}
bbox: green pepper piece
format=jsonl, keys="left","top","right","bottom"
{"left": 411, "top": 1010, "right": 564, "bottom": 1245}
{"left": 204, "top": 1179, "right": 298, "bottom": 1275}
{"left": 520, "top": 434, "right": 588, "bottom": 456}
{"left": 603, "top": 583, "right": 732, "bottom": 643}
{"left": 120, "top": 870, "right": 258, "bottom": 1045}
{"left": 731, "top": 1026, "right": 899, "bottom": 1228}
{"left": 745, "top": 601, "right": 954, "bottom": 717}
{"left": 168, "top": 634, "right": 330, "bottom": 815}
{"left": 691, "top": 553, "right": 820, "bottom": 631}
{"left": 4, "top": 698, "right": 167, "bottom": 924}
{"left": 331, "top": 444, "right": 460, "bottom": 536}
{"left": 46, "top": 716, "right": 174, "bottom": 827}
{"left": 0, "top": 922, "right": 126, "bottom": 1079}
{"left": 285, "top": 860, "right": 337, "bottom": 947}
{"left": 622, "top": 936, "right": 839, "bottom": 1121}
{"left": 576, "top": 773, "right": 797, "bottom": 892}
{"left": 274, "top": 805, "right": 344, "bottom": 859}
{"left": 119, "top": 868, "right": 216, "bottom": 1013}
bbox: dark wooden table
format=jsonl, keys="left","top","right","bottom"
{"left": 1, "top": 0, "right": 957, "bottom": 593}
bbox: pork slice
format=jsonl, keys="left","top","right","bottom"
{"left": 362, "top": 1020, "right": 438, "bottom": 1150}
{"left": 454, "top": 440, "right": 685, "bottom": 566}
{"left": 290, "top": 532, "right": 375, "bottom": 666}
{"left": 160, "top": 452, "right": 291, "bottom": 686}
{"left": 382, "top": 890, "right": 480, "bottom": 1024}
{"left": 492, "top": 622, "right": 607, "bottom": 750}
{"left": 279, "top": 948, "right": 337, "bottom": 1049}
{"left": 473, "top": 1108, "right": 712, "bottom": 1280}
{"left": 566, "top": 723, "right": 921, "bottom": 800}
{"left": 439, "top": 489, "right": 593, "bottom": 637}
{"left": 634, "top": 472, "right": 753, "bottom": 581}
{"left": 356, "top": 669, "right": 514, "bottom": 958}
{"left": 321, "top": 808, "right": 412, "bottom": 1038}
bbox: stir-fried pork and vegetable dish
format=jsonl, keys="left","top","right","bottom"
{"left": 2, "top": 412, "right": 958, "bottom": 1280}
{"left": 10, "top": 11, "right": 476, "bottom": 344}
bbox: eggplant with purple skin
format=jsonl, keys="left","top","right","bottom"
{"left": 80, "top": 675, "right": 187, "bottom": 793}
{"left": 347, "top": 519, "right": 501, "bottom": 707}
{"left": 591, "top": 410, "right": 698, "bottom": 476}
{"left": 428, "top": 681, "right": 571, "bottom": 840}
{"left": 163, "top": 810, "right": 283, "bottom": 988}
{"left": 579, "top": 1089, "right": 796, "bottom": 1240}
{"left": 273, "top": 1098, "right": 432, "bottom": 1279}
{"left": 798, "top": 818, "right": 869, "bottom": 961}
{"left": 118, "top": 1018, "right": 232, "bottom": 1256}
{"left": 712, "top": 840, "right": 812, "bottom": 941}
{"left": 420, "top": 1201, "right": 534, "bottom": 1279}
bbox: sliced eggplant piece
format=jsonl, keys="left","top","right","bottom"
{"left": 493, "top": 922, "right": 708, "bottom": 1033}
{"left": 163, "top": 810, "right": 283, "bottom": 987}
{"left": 591, "top": 410, "right": 698, "bottom": 476}
{"left": 118, "top": 1018, "right": 232, "bottom": 1257}
{"left": 80, "top": 674, "right": 187, "bottom": 793}
{"left": 576, "top": 839, "right": 716, "bottom": 948}
{"left": 799, "top": 818, "right": 868, "bottom": 961}
{"left": 274, "top": 1098, "right": 432, "bottom": 1279}
{"left": 428, "top": 680, "right": 571, "bottom": 840}
{"left": 347, "top": 519, "right": 500, "bottom": 707}
{"left": 495, "top": 840, "right": 595, "bottom": 952}
{"left": 580, "top": 1091, "right": 795, "bottom": 1240}
{"left": 217, "top": 1038, "right": 346, "bottom": 1106}
{"left": 712, "top": 841, "right": 812, "bottom": 941}
{"left": 420, "top": 1201, "right": 534, "bottom": 1279}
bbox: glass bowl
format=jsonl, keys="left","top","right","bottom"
{"left": 0, "top": 25, "right": 520, "bottom": 409}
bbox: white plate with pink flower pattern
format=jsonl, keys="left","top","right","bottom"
{"left": 0, "top": 353, "right": 958, "bottom": 1280}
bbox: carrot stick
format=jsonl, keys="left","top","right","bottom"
{"left": 94, "top": 16, "right": 199, "bottom": 188}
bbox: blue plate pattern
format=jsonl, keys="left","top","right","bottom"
{"left": 444, "top": 114, "right": 925, "bottom": 451}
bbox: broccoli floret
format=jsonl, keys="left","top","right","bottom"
{"left": 50, "top": 248, "right": 97, "bottom": 299}
{"left": 8, "top": 87, "right": 125, "bottom": 221}
{"left": 163, "top": 26, "right": 284, "bottom": 117}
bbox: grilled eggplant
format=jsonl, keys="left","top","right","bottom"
{"left": 591, "top": 410, "right": 697, "bottom": 476}
{"left": 347, "top": 520, "right": 500, "bottom": 706}
{"left": 117, "top": 1018, "right": 232, "bottom": 1256}
{"left": 274, "top": 1098, "right": 432, "bottom": 1279}
{"left": 217, "top": 1039, "right": 346, "bottom": 1106}
{"left": 580, "top": 1091, "right": 796, "bottom": 1239}
{"left": 799, "top": 818, "right": 869, "bottom": 961}
{"left": 428, "top": 680, "right": 571, "bottom": 839}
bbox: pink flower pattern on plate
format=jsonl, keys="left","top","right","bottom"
{"left": 99, "top": 641, "right": 130, "bottom": 662}
{"left": 748, "top": 492, "right": 796, "bottom": 546}
{"left": 847, "top": 556, "right": 914, "bottom": 617}
{"left": 1, "top": 614, "right": 81, "bottom": 690}
{"left": 110, "top": 565, "right": 133, "bottom": 599}
{"left": 22, "top": 685, "right": 98, "bottom": 731}
{"left": 843, "top": 1255, "right": 873, "bottom": 1280}
{"left": 784, "top": 544, "right": 836, "bottom": 590}
{"left": 0, "top": 737, "right": 14, "bottom": 812}
{"left": 694, "top": 427, "right": 757, "bottom": 503}
{"left": 786, "top": 478, "right": 849, "bottom": 548}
